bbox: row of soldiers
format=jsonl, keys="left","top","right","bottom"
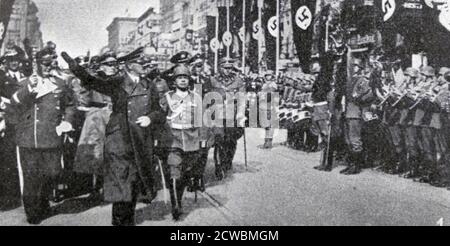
{"left": 314, "top": 55, "right": 450, "bottom": 188}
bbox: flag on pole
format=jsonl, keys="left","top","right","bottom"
{"left": 230, "top": 0, "right": 243, "bottom": 60}
{"left": 207, "top": 15, "right": 217, "bottom": 68}
{"left": 248, "top": 0, "right": 260, "bottom": 73}
{"left": 263, "top": 0, "right": 277, "bottom": 71}
{"left": 0, "top": 0, "right": 16, "bottom": 50}
{"left": 290, "top": 0, "right": 316, "bottom": 73}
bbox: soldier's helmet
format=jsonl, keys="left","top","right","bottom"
{"left": 438, "top": 67, "right": 450, "bottom": 77}
{"left": 420, "top": 66, "right": 435, "bottom": 77}
{"left": 173, "top": 64, "right": 191, "bottom": 78}
{"left": 170, "top": 51, "right": 192, "bottom": 64}
{"left": 352, "top": 58, "right": 364, "bottom": 68}
{"left": 444, "top": 71, "right": 450, "bottom": 83}
{"left": 404, "top": 67, "right": 419, "bottom": 78}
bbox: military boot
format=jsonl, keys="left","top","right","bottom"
{"left": 344, "top": 152, "right": 362, "bottom": 175}
{"left": 262, "top": 138, "right": 273, "bottom": 149}
{"left": 170, "top": 179, "right": 185, "bottom": 221}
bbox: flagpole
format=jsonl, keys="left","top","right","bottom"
{"left": 258, "top": 0, "right": 263, "bottom": 75}
{"left": 226, "top": 0, "right": 230, "bottom": 58}
{"left": 242, "top": 0, "right": 246, "bottom": 73}
{"left": 276, "top": 0, "right": 280, "bottom": 78}
{"left": 215, "top": 5, "right": 219, "bottom": 74}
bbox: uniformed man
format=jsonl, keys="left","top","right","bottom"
{"left": 63, "top": 49, "right": 165, "bottom": 226}
{"left": 210, "top": 58, "right": 246, "bottom": 179}
{"left": 73, "top": 53, "right": 115, "bottom": 196}
{"left": 342, "top": 58, "right": 366, "bottom": 175}
{"left": 160, "top": 64, "right": 202, "bottom": 220}
{"left": 0, "top": 49, "right": 26, "bottom": 209}
{"left": 160, "top": 51, "right": 193, "bottom": 87}
{"left": 7, "top": 47, "right": 76, "bottom": 224}
{"left": 260, "top": 70, "right": 278, "bottom": 149}
{"left": 425, "top": 67, "right": 450, "bottom": 187}
{"left": 409, "top": 66, "right": 435, "bottom": 182}
{"left": 189, "top": 54, "right": 213, "bottom": 192}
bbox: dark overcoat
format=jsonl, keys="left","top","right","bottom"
{"left": 70, "top": 66, "right": 165, "bottom": 202}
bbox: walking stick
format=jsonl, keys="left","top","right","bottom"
{"left": 244, "top": 128, "right": 248, "bottom": 171}
{"left": 157, "top": 157, "right": 169, "bottom": 205}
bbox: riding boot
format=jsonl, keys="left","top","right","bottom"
{"left": 340, "top": 154, "right": 354, "bottom": 174}
{"left": 262, "top": 138, "right": 273, "bottom": 149}
{"left": 170, "top": 179, "right": 184, "bottom": 221}
{"left": 345, "top": 152, "right": 362, "bottom": 175}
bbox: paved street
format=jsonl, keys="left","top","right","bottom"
{"left": 1, "top": 128, "right": 450, "bottom": 226}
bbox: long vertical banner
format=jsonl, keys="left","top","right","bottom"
{"left": 0, "top": 0, "right": 15, "bottom": 49}
{"left": 207, "top": 15, "right": 217, "bottom": 69}
{"left": 290, "top": 0, "right": 316, "bottom": 73}
{"left": 248, "top": 0, "right": 260, "bottom": 73}
{"left": 263, "top": 0, "right": 277, "bottom": 71}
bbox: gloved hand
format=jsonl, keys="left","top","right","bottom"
{"left": 56, "top": 121, "right": 74, "bottom": 136}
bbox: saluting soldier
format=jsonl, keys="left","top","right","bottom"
{"left": 160, "top": 64, "right": 203, "bottom": 220}
{"left": 73, "top": 54, "right": 115, "bottom": 196}
{"left": 8, "top": 47, "right": 76, "bottom": 224}
{"left": 63, "top": 49, "right": 165, "bottom": 226}
{"left": 0, "top": 48, "right": 27, "bottom": 209}
{"left": 210, "top": 58, "right": 246, "bottom": 179}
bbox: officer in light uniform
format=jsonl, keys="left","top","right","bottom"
{"left": 161, "top": 64, "right": 203, "bottom": 220}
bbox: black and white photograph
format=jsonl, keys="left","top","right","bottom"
{"left": 1, "top": 0, "right": 450, "bottom": 227}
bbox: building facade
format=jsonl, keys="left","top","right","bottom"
{"left": 1, "top": 0, "right": 43, "bottom": 54}
{"left": 136, "top": 7, "right": 161, "bottom": 48}
{"left": 106, "top": 17, "right": 138, "bottom": 52}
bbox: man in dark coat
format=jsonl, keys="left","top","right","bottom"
{"left": 62, "top": 51, "right": 165, "bottom": 226}
{"left": 0, "top": 49, "right": 25, "bottom": 209}
{"left": 210, "top": 58, "right": 246, "bottom": 179}
{"left": 7, "top": 47, "right": 76, "bottom": 224}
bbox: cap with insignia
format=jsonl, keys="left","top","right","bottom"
{"left": 36, "top": 45, "right": 58, "bottom": 65}
{"left": 219, "top": 57, "right": 236, "bottom": 68}
{"left": 170, "top": 51, "right": 192, "bottom": 64}
{"left": 3, "top": 45, "right": 26, "bottom": 62}
{"left": 189, "top": 53, "right": 204, "bottom": 66}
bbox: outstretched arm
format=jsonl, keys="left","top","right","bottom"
{"left": 62, "top": 52, "right": 121, "bottom": 96}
